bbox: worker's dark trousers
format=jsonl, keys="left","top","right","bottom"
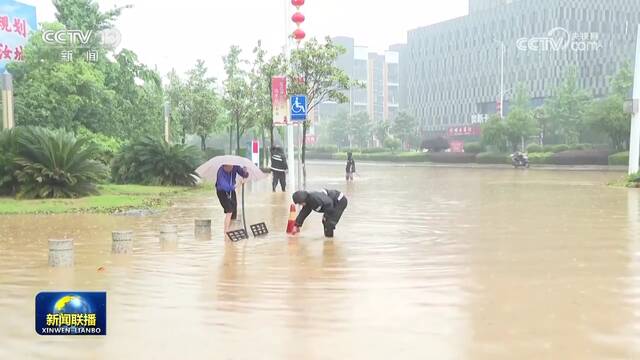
{"left": 323, "top": 197, "right": 348, "bottom": 237}
{"left": 272, "top": 171, "right": 286, "bottom": 192}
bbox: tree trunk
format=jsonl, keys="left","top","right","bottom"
{"left": 236, "top": 118, "right": 241, "bottom": 156}
{"left": 228, "top": 126, "right": 233, "bottom": 154}
{"left": 270, "top": 124, "right": 274, "bottom": 149}
{"left": 182, "top": 126, "right": 187, "bottom": 145}
{"left": 262, "top": 128, "right": 268, "bottom": 169}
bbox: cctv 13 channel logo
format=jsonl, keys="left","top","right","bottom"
{"left": 35, "top": 292, "right": 106, "bottom": 335}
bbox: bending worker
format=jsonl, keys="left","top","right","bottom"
{"left": 291, "top": 189, "right": 348, "bottom": 237}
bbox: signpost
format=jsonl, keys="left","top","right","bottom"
{"left": 290, "top": 95, "right": 307, "bottom": 189}
{"left": 290, "top": 95, "right": 307, "bottom": 121}
{"left": 251, "top": 140, "right": 259, "bottom": 167}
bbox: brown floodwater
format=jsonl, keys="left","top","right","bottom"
{"left": 1, "top": 162, "right": 639, "bottom": 359}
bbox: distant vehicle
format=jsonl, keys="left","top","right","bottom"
{"left": 511, "top": 152, "right": 530, "bottom": 168}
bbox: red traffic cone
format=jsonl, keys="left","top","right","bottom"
{"left": 286, "top": 204, "right": 297, "bottom": 234}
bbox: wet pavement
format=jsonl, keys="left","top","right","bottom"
{"left": 0, "top": 162, "right": 639, "bottom": 359}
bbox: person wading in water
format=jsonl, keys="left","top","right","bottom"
{"left": 216, "top": 164, "right": 249, "bottom": 237}
{"left": 290, "top": 189, "right": 348, "bottom": 238}
{"left": 270, "top": 146, "right": 288, "bottom": 192}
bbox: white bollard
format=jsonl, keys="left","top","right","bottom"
{"left": 112, "top": 231, "right": 133, "bottom": 254}
{"left": 195, "top": 219, "right": 212, "bottom": 231}
{"left": 48, "top": 239, "right": 74, "bottom": 267}
{"left": 160, "top": 225, "right": 178, "bottom": 242}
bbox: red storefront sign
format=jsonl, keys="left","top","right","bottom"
{"left": 447, "top": 126, "right": 481, "bottom": 137}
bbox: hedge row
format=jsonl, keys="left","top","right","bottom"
{"left": 307, "top": 150, "right": 622, "bottom": 166}
{"left": 609, "top": 152, "right": 640, "bottom": 166}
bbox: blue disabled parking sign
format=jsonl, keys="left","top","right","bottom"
{"left": 290, "top": 95, "right": 307, "bottom": 122}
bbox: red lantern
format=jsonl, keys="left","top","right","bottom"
{"left": 293, "top": 29, "right": 306, "bottom": 41}
{"left": 291, "top": 12, "right": 305, "bottom": 25}
{"left": 291, "top": 0, "right": 305, "bottom": 7}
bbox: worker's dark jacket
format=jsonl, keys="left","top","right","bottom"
{"left": 270, "top": 152, "right": 288, "bottom": 172}
{"left": 296, "top": 189, "right": 346, "bottom": 228}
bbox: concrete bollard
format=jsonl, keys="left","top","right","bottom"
{"left": 160, "top": 225, "right": 178, "bottom": 242}
{"left": 195, "top": 219, "right": 212, "bottom": 231}
{"left": 112, "top": 231, "right": 133, "bottom": 254}
{"left": 48, "top": 239, "right": 74, "bottom": 267}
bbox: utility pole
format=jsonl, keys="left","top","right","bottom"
{"left": 629, "top": 24, "right": 640, "bottom": 175}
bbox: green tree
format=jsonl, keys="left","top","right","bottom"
{"left": 347, "top": 112, "right": 372, "bottom": 148}
{"left": 544, "top": 67, "right": 592, "bottom": 144}
{"left": 586, "top": 63, "right": 633, "bottom": 151}
{"left": 481, "top": 114, "right": 509, "bottom": 152}
{"left": 391, "top": 112, "right": 418, "bottom": 150}
{"left": 288, "top": 37, "right": 355, "bottom": 185}
{"left": 165, "top": 69, "right": 189, "bottom": 143}
{"left": 505, "top": 84, "right": 537, "bottom": 151}
{"left": 374, "top": 121, "right": 390, "bottom": 147}
{"left": 251, "top": 42, "right": 287, "bottom": 150}
{"left": 223, "top": 46, "right": 254, "bottom": 155}
{"left": 320, "top": 114, "right": 349, "bottom": 148}
{"left": 183, "top": 60, "right": 220, "bottom": 151}
{"left": 8, "top": 1, "right": 164, "bottom": 141}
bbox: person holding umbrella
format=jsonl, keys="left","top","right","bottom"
{"left": 216, "top": 164, "right": 249, "bottom": 235}
{"left": 197, "top": 155, "right": 268, "bottom": 240}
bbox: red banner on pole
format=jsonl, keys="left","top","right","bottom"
{"left": 271, "top": 76, "right": 288, "bottom": 126}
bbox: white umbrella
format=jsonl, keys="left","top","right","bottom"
{"left": 196, "top": 155, "right": 267, "bottom": 183}
{"left": 195, "top": 155, "right": 267, "bottom": 234}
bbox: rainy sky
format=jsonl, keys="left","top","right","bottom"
{"left": 22, "top": 0, "right": 467, "bottom": 79}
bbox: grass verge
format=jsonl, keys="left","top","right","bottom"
{"left": 0, "top": 184, "right": 212, "bottom": 215}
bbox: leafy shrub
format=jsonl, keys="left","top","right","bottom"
{"left": 475, "top": 152, "right": 510, "bottom": 164}
{"left": 361, "top": 147, "right": 386, "bottom": 154}
{"left": 202, "top": 148, "right": 225, "bottom": 160}
{"left": 76, "top": 127, "right": 123, "bottom": 165}
{"left": 307, "top": 152, "right": 336, "bottom": 160}
{"left": 308, "top": 145, "right": 338, "bottom": 154}
{"left": 609, "top": 152, "right": 629, "bottom": 166}
{"left": 528, "top": 152, "right": 553, "bottom": 164}
{"left": 343, "top": 148, "right": 361, "bottom": 154}
{"left": 549, "top": 150, "right": 610, "bottom": 165}
{"left": 463, "top": 142, "right": 484, "bottom": 154}
{"left": 426, "top": 152, "right": 476, "bottom": 163}
{"left": 0, "top": 128, "right": 21, "bottom": 196}
{"left": 13, "top": 127, "right": 107, "bottom": 199}
{"left": 421, "top": 136, "right": 449, "bottom": 152}
{"left": 628, "top": 173, "right": 640, "bottom": 188}
{"left": 526, "top": 144, "right": 544, "bottom": 153}
{"left": 550, "top": 144, "right": 570, "bottom": 153}
{"left": 569, "top": 143, "right": 593, "bottom": 151}
{"left": 112, "top": 136, "right": 201, "bottom": 186}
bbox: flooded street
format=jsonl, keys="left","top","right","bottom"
{"left": 1, "top": 162, "right": 639, "bottom": 359}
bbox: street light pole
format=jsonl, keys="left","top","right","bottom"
{"left": 629, "top": 25, "right": 640, "bottom": 175}
{"left": 284, "top": 0, "right": 296, "bottom": 192}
